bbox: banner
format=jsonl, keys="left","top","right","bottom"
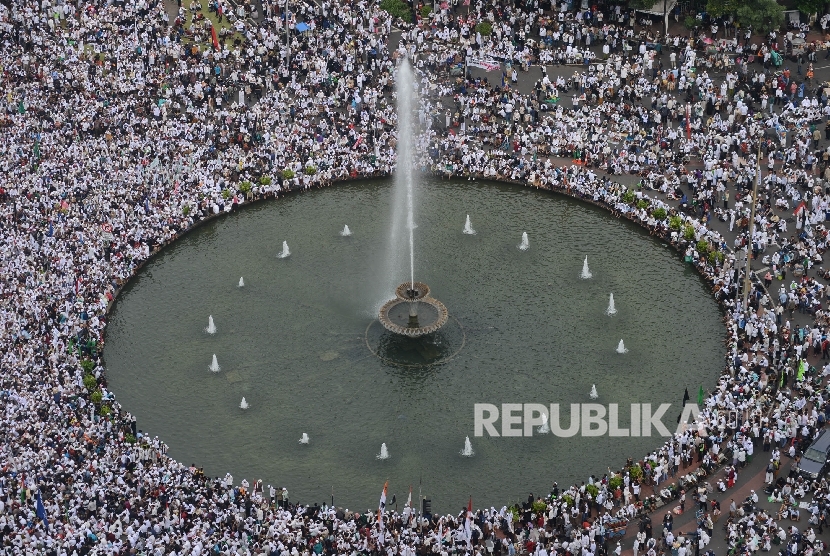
{"left": 466, "top": 57, "right": 500, "bottom": 72}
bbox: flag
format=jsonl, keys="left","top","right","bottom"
{"left": 697, "top": 386, "right": 704, "bottom": 406}
{"left": 211, "top": 25, "right": 220, "bottom": 50}
{"left": 464, "top": 497, "right": 472, "bottom": 546}
{"left": 36, "top": 490, "right": 49, "bottom": 529}
{"left": 798, "top": 359, "right": 806, "bottom": 381}
{"left": 682, "top": 388, "right": 690, "bottom": 406}
{"left": 794, "top": 201, "right": 807, "bottom": 216}
{"left": 780, "top": 368, "right": 785, "bottom": 388}
{"left": 47, "top": 221, "right": 53, "bottom": 237}
{"left": 402, "top": 486, "right": 412, "bottom": 525}
{"left": 377, "top": 481, "right": 388, "bottom": 530}
{"left": 75, "top": 278, "right": 82, "bottom": 296}
{"left": 685, "top": 104, "right": 691, "bottom": 139}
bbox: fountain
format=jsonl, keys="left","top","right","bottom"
{"left": 205, "top": 315, "right": 217, "bottom": 334}
{"left": 463, "top": 215, "right": 475, "bottom": 235}
{"left": 208, "top": 354, "right": 220, "bottom": 373}
{"left": 277, "top": 241, "right": 290, "bottom": 259}
{"left": 606, "top": 293, "right": 617, "bottom": 316}
{"left": 589, "top": 384, "right": 599, "bottom": 399}
{"left": 519, "top": 232, "right": 529, "bottom": 251}
{"left": 538, "top": 413, "right": 550, "bottom": 434}
{"left": 238, "top": 277, "right": 245, "bottom": 288}
{"left": 616, "top": 340, "right": 628, "bottom": 354}
{"left": 376, "top": 443, "right": 390, "bottom": 460}
{"left": 340, "top": 225, "right": 352, "bottom": 237}
{"left": 581, "top": 256, "right": 592, "bottom": 279}
{"left": 460, "top": 436, "right": 474, "bottom": 457}
{"left": 299, "top": 433, "right": 310, "bottom": 444}
{"left": 240, "top": 397, "right": 249, "bottom": 410}
{"left": 377, "top": 60, "right": 449, "bottom": 339}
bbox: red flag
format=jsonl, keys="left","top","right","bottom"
{"left": 377, "top": 481, "right": 388, "bottom": 530}
{"left": 465, "top": 497, "right": 472, "bottom": 545}
{"left": 794, "top": 201, "right": 806, "bottom": 216}
{"left": 685, "top": 104, "right": 691, "bottom": 139}
{"left": 211, "top": 25, "right": 220, "bottom": 51}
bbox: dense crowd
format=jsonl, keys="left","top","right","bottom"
{"left": 6, "top": 0, "right": 830, "bottom": 552}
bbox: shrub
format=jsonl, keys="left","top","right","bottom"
{"left": 83, "top": 374, "right": 97, "bottom": 391}
{"left": 80, "top": 359, "right": 95, "bottom": 374}
{"left": 90, "top": 390, "right": 103, "bottom": 404}
{"left": 221, "top": 188, "right": 232, "bottom": 200}
{"left": 420, "top": 5, "right": 432, "bottom": 18}
{"left": 182, "top": 204, "right": 191, "bottom": 217}
{"left": 608, "top": 475, "right": 623, "bottom": 490}
{"left": 652, "top": 207, "right": 667, "bottom": 221}
{"left": 684, "top": 16, "right": 697, "bottom": 29}
{"left": 636, "top": 198, "right": 650, "bottom": 210}
{"left": 125, "top": 433, "right": 136, "bottom": 444}
{"left": 683, "top": 224, "right": 696, "bottom": 241}
{"left": 621, "top": 190, "right": 636, "bottom": 204}
{"left": 259, "top": 175, "right": 272, "bottom": 186}
{"left": 282, "top": 169, "right": 295, "bottom": 180}
{"left": 239, "top": 180, "right": 253, "bottom": 194}
{"left": 531, "top": 500, "right": 547, "bottom": 513}
{"left": 668, "top": 215, "right": 682, "bottom": 230}
{"left": 379, "top": 0, "right": 411, "bottom": 21}
{"left": 475, "top": 21, "right": 493, "bottom": 36}
{"left": 708, "top": 250, "right": 725, "bottom": 265}
{"left": 562, "top": 494, "right": 575, "bottom": 507}
{"left": 304, "top": 165, "right": 317, "bottom": 176}
{"left": 100, "top": 404, "right": 112, "bottom": 416}
{"left": 630, "top": 464, "right": 644, "bottom": 481}
{"left": 696, "top": 239, "right": 710, "bottom": 257}
{"left": 585, "top": 484, "right": 599, "bottom": 499}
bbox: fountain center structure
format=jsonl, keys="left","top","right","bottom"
{"left": 378, "top": 59, "right": 449, "bottom": 338}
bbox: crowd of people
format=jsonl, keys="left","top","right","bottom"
{"left": 7, "top": 0, "right": 830, "bottom": 551}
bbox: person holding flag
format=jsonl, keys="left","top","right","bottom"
{"left": 36, "top": 490, "right": 49, "bottom": 530}
{"left": 377, "top": 480, "right": 388, "bottom": 542}
{"left": 464, "top": 496, "right": 472, "bottom": 548}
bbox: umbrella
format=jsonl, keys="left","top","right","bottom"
{"left": 701, "top": 37, "right": 714, "bottom": 45}
{"left": 296, "top": 22, "right": 309, "bottom": 32}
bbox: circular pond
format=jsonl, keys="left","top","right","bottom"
{"left": 104, "top": 177, "right": 723, "bottom": 512}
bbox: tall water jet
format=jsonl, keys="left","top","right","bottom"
{"left": 463, "top": 215, "right": 476, "bottom": 235}
{"left": 519, "top": 232, "right": 529, "bottom": 251}
{"left": 240, "top": 397, "right": 249, "bottom": 410}
{"left": 340, "top": 225, "right": 352, "bottom": 237}
{"left": 376, "top": 443, "right": 390, "bottom": 460}
{"left": 589, "top": 384, "right": 599, "bottom": 399}
{"left": 208, "top": 354, "right": 220, "bottom": 373}
{"left": 606, "top": 293, "right": 617, "bottom": 316}
{"left": 460, "top": 436, "right": 474, "bottom": 457}
{"left": 299, "top": 433, "right": 310, "bottom": 444}
{"left": 277, "top": 241, "right": 290, "bottom": 258}
{"left": 616, "top": 340, "right": 628, "bottom": 354}
{"left": 205, "top": 315, "right": 217, "bottom": 334}
{"left": 581, "top": 256, "right": 592, "bottom": 279}
{"left": 377, "top": 59, "right": 449, "bottom": 338}
{"left": 538, "top": 413, "right": 550, "bottom": 434}
{"left": 238, "top": 277, "right": 245, "bottom": 288}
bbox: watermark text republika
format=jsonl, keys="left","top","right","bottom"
{"left": 474, "top": 403, "right": 705, "bottom": 437}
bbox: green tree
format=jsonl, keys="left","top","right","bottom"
{"left": 797, "top": 0, "right": 829, "bottom": 15}
{"left": 379, "top": 0, "right": 412, "bottom": 22}
{"left": 627, "top": 0, "right": 654, "bottom": 8}
{"left": 708, "top": 0, "right": 783, "bottom": 33}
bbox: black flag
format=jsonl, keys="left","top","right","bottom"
{"left": 683, "top": 388, "right": 690, "bottom": 406}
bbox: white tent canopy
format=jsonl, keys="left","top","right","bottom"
{"left": 632, "top": 0, "right": 677, "bottom": 16}
{"left": 631, "top": 0, "right": 677, "bottom": 34}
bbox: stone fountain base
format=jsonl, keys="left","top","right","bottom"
{"left": 378, "top": 282, "right": 449, "bottom": 337}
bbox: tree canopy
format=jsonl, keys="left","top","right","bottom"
{"left": 705, "top": 0, "right": 784, "bottom": 33}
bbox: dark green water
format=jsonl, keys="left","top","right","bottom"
{"left": 104, "top": 177, "right": 723, "bottom": 513}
